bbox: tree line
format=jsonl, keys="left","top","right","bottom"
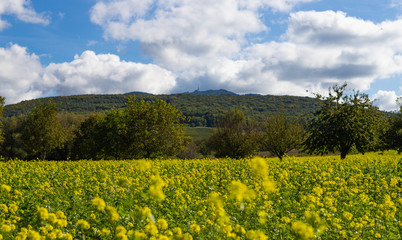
{"left": 4, "top": 92, "right": 321, "bottom": 127}
{"left": 0, "top": 84, "right": 401, "bottom": 160}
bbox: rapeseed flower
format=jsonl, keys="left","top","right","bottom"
{"left": 91, "top": 197, "right": 106, "bottom": 211}
{"left": 76, "top": 219, "right": 90, "bottom": 230}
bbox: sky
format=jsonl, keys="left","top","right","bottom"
{"left": 0, "top": 0, "right": 401, "bottom": 111}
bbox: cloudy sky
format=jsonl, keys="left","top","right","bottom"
{"left": 0, "top": 0, "right": 401, "bottom": 110}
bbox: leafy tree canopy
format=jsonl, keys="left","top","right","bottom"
{"left": 21, "top": 101, "right": 67, "bottom": 160}
{"left": 262, "top": 113, "right": 304, "bottom": 160}
{"left": 303, "top": 83, "right": 382, "bottom": 159}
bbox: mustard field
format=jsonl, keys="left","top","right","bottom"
{"left": 0, "top": 152, "right": 401, "bottom": 239}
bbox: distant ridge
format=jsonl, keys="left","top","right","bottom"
{"left": 124, "top": 91, "right": 153, "bottom": 95}
{"left": 3, "top": 90, "right": 321, "bottom": 127}
{"left": 183, "top": 89, "right": 238, "bottom": 96}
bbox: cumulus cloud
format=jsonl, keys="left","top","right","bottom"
{"left": 373, "top": 90, "right": 401, "bottom": 111}
{"left": 0, "top": 0, "right": 50, "bottom": 30}
{"left": 43, "top": 51, "right": 177, "bottom": 96}
{"left": 0, "top": 44, "right": 176, "bottom": 104}
{"left": 88, "top": 1, "right": 402, "bottom": 97}
{"left": 0, "top": 44, "right": 45, "bottom": 104}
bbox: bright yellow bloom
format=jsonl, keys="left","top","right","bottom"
{"left": 91, "top": 197, "right": 106, "bottom": 211}
{"left": 37, "top": 207, "right": 49, "bottom": 220}
{"left": 343, "top": 211, "right": 353, "bottom": 221}
{"left": 106, "top": 206, "right": 120, "bottom": 222}
{"left": 0, "top": 225, "right": 12, "bottom": 233}
{"left": 246, "top": 230, "right": 268, "bottom": 240}
{"left": 157, "top": 219, "right": 168, "bottom": 230}
{"left": 229, "top": 180, "right": 255, "bottom": 202}
{"left": 291, "top": 221, "right": 314, "bottom": 240}
{"left": 76, "top": 219, "right": 90, "bottom": 230}
{"left": 190, "top": 224, "right": 201, "bottom": 233}
{"left": 0, "top": 184, "right": 11, "bottom": 193}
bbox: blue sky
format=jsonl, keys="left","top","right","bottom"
{"left": 0, "top": 0, "right": 401, "bottom": 111}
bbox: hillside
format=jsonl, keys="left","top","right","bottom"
{"left": 3, "top": 91, "right": 321, "bottom": 127}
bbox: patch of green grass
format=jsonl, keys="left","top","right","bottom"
{"left": 185, "top": 127, "right": 215, "bottom": 142}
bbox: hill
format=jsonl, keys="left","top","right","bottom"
{"left": 3, "top": 91, "right": 321, "bottom": 127}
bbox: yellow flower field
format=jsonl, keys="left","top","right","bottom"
{"left": 0, "top": 152, "right": 401, "bottom": 239}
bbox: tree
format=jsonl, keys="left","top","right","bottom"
{"left": 21, "top": 101, "right": 67, "bottom": 160}
{"left": 262, "top": 113, "right": 304, "bottom": 160}
{"left": 0, "top": 115, "right": 28, "bottom": 159}
{"left": 72, "top": 98, "right": 187, "bottom": 159}
{"left": 381, "top": 97, "right": 402, "bottom": 153}
{"left": 123, "top": 98, "right": 187, "bottom": 159}
{"left": 207, "top": 109, "right": 260, "bottom": 158}
{"left": 0, "top": 96, "right": 4, "bottom": 144}
{"left": 303, "top": 83, "right": 381, "bottom": 159}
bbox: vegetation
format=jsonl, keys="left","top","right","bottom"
{"left": 21, "top": 101, "right": 67, "bottom": 160}
{"left": 303, "top": 84, "right": 382, "bottom": 159}
{"left": 72, "top": 98, "right": 187, "bottom": 160}
{"left": 3, "top": 92, "right": 321, "bottom": 127}
{"left": 0, "top": 153, "right": 400, "bottom": 239}
{"left": 261, "top": 113, "right": 304, "bottom": 160}
{"left": 381, "top": 98, "right": 402, "bottom": 153}
{"left": 206, "top": 109, "right": 260, "bottom": 158}
{"left": 0, "top": 97, "right": 4, "bottom": 145}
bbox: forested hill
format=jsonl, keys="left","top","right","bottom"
{"left": 3, "top": 91, "right": 321, "bottom": 127}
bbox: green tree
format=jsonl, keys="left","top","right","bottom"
{"left": 72, "top": 114, "right": 104, "bottom": 160}
{"left": 22, "top": 101, "right": 67, "bottom": 160}
{"left": 0, "top": 115, "right": 28, "bottom": 159}
{"left": 0, "top": 96, "right": 4, "bottom": 144}
{"left": 207, "top": 109, "right": 260, "bottom": 158}
{"left": 123, "top": 98, "right": 187, "bottom": 159}
{"left": 381, "top": 98, "right": 402, "bottom": 153}
{"left": 262, "top": 113, "right": 304, "bottom": 160}
{"left": 303, "top": 83, "right": 381, "bottom": 159}
{"left": 72, "top": 98, "right": 187, "bottom": 159}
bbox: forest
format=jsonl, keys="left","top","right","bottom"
{"left": 0, "top": 85, "right": 400, "bottom": 161}
{"left": 3, "top": 90, "right": 321, "bottom": 127}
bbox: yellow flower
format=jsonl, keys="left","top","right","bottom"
{"left": 246, "top": 230, "right": 268, "bottom": 240}
{"left": 157, "top": 219, "right": 168, "bottom": 230}
{"left": 37, "top": 207, "right": 49, "bottom": 220}
{"left": 76, "top": 219, "right": 90, "bottom": 230}
{"left": 148, "top": 175, "right": 166, "bottom": 200}
{"left": 0, "top": 204, "right": 8, "bottom": 213}
{"left": 291, "top": 221, "right": 314, "bottom": 240}
{"left": 0, "top": 184, "right": 11, "bottom": 193}
{"left": 190, "top": 224, "right": 201, "bottom": 233}
{"left": 106, "top": 206, "right": 120, "bottom": 222}
{"left": 145, "top": 223, "right": 158, "bottom": 236}
{"left": 91, "top": 197, "right": 106, "bottom": 211}
{"left": 0, "top": 225, "right": 12, "bottom": 233}
{"left": 229, "top": 180, "right": 255, "bottom": 202}
{"left": 343, "top": 211, "right": 353, "bottom": 221}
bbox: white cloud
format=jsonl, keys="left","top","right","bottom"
{"left": 43, "top": 51, "right": 177, "bottom": 96}
{"left": 89, "top": 1, "right": 402, "bottom": 97}
{"left": 0, "top": 44, "right": 45, "bottom": 104}
{"left": 0, "top": 44, "right": 176, "bottom": 104}
{"left": 373, "top": 90, "right": 401, "bottom": 111}
{"left": 0, "top": 0, "right": 50, "bottom": 30}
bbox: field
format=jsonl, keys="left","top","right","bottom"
{"left": 0, "top": 152, "right": 400, "bottom": 239}
{"left": 184, "top": 127, "right": 215, "bottom": 142}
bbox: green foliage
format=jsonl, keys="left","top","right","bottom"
{"left": 303, "top": 83, "right": 382, "bottom": 159}
{"left": 207, "top": 109, "right": 260, "bottom": 158}
{"left": 3, "top": 93, "right": 321, "bottom": 127}
{"left": 123, "top": 98, "right": 187, "bottom": 159}
{"left": 0, "top": 115, "right": 27, "bottom": 159}
{"left": 0, "top": 96, "right": 4, "bottom": 144}
{"left": 381, "top": 98, "right": 402, "bottom": 153}
{"left": 262, "top": 113, "right": 304, "bottom": 160}
{"left": 21, "top": 101, "right": 68, "bottom": 160}
{"left": 72, "top": 98, "right": 187, "bottom": 159}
